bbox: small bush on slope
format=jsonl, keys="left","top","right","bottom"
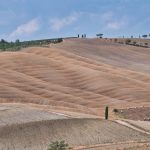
{"left": 47, "top": 141, "right": 72, "bottom": 150}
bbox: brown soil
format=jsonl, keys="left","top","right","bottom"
{"left": 75, "top": 142, "right": 150, "bottom": 150}
{"left": 0, "top": 38, "right": 150, "bottom": 149}
{"left": 115, "top": 107, "right": 150, "bottom": 121}
{"left": 0, "top": 38, "right": 149, "bottom": 117}
{"left": 0, "top": 118, "right": 150, "bottom": 150}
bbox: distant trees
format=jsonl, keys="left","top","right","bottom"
{"left": 0, "top": 38, "right": 63, "bottom": 51}
{"left": 142, "top": 35, "right": 148, "bottom": 39}
{"left": 57, "top": 38, "right": 63, "bottom": 43}
{"left": 0, "top": 39, "right": 7, "bottom": 44}
{"left": 96, "top": 33, "right": 103, "bottom": 38}
{"left": 15, "top": 39, "right": 20, "bottom": 43}
{"left": 81, "top": 34, "right": 86, "bottom": 38}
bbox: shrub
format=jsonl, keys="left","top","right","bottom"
{"left": 114, "top": 38, "right": 118, "bottom": 42}
{"left": 47, "top": 141, "right": 71, "bottom": 150}
{"left": 125, "top": 39, "right": 131, "bottom": 44}
{"left": 133, "top": 41, "right": 137, "bottom": 45}
{"left": 113, "top": 109, "right": 118, "bottom": 113}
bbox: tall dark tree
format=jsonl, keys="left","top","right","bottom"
{"left": 105, "top": 106, "right": 109, "bottom": 120}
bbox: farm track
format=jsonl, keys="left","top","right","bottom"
{"left": 75, "top": 141, "right": 150, "bottom": 150}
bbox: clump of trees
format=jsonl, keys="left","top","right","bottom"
{"left": 0, "top": 38, "right": 63, "bottom": 51}
{"left": 142, "top": 35, "right": 148, "bottom": 39}
{"left": 47, "top": 141, "right": 71, "bottom": 150}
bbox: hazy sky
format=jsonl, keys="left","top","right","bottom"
{"left": 0, "top": 0, "right": 150, "bottom": 41}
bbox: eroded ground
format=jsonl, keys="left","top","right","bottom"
{"left": 115, "top": 107, "right": 150, "bottom": 120}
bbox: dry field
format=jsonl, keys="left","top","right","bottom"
{"left": 114, "top": 38, "right": 150, "bottom": 47}
{"left": 0, "top": 103, "right": 68, "bottom": 127}
{"left": 127, "top": 120, "right": 150, "bottom": 132}
{"left": 0, "top": 115, "right": 150, "bottom": 150}
{"left": 0, "top": 38, "right": 150, "bottom": 149}
{"left": 0, "top": 38, "right": 150, "bottom": 116}
{"left": 115, "top": 107, "right": 150, "bottom": 120}
{"left": 76, "top": 142, "right": 150, "bottom": 150}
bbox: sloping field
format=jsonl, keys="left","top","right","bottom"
{"left": 0, "top": 104, "right": 68, "bottom": 126}
{"left": 0, "top": 38, "right": 150, "bottom": 149}
{"left": 77, "top": 142, "right": 150, "bottom": 150}
{"left": 116, "top": 107, "right": 150, "bottom": 120}
{"left": 0, "top": 118, "right": 150, "bottom": 150}
{"left": 127, "top": 120, "right": 150, "bottom": 132}
{"left": 0, "top": 38, "right": 149, "bottom": 115}
{"left": 0, "top": 104, "right": 149, "bottom": 150}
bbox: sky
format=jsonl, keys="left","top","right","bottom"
{"left": 0, "top": 0, "right": 150, "bottom": 41}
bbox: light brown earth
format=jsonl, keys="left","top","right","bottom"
{"left": 114, "top": 38, "right": 150, "bottom": 46}
{"left": 76, "top": 142, "right": 150, "bottom": 150}
{"left": 0, "top": 114, "right": 150, "bottom": 150}
{"left": 115, "top": 107, "right": 150, "bottom": 120}
{"left": 127, "top": 120, "right": 150, "bottom": 132}
{"left": 0, "top": 38, "right": 150, "bottom": 116}
{"left": 0, "top": 38, "right": 150, "bottom": 149}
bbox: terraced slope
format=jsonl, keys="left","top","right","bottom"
{"left": 0, "top": 38, "right": 150, "bottom": 115}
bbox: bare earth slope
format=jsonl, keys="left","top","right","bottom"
{"left": 0, "top": 38, "right": 150, "bottom": 149}
{"left": 0, "top": 38, "right": 149, "bottom": 115}
{"left": 1, "top": 118, "right": 150, "bottom": 150}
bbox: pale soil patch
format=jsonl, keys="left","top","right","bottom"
{"left": 0, "top": 118, "right": 150, "bottom": 150}
{"left": 115, "top": 107, "right": 150, "bottom": 121}
{"left": 0, "top": 103, "right": 68, "bottom": 126}
{"left": 127, "top": 120, "right": 150, "bottom": 132}
{"left": 75, "top": 142, "right": 150, "bottom": 150}
{"left": 115, "top": 120, "right": 150, "bottom": 135}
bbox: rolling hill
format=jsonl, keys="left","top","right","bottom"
{"left": 0, "top": 38, "right": 150, "bottom": 116}
{"left": 0, "top": 38, "right": 150, "bottom": 149}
